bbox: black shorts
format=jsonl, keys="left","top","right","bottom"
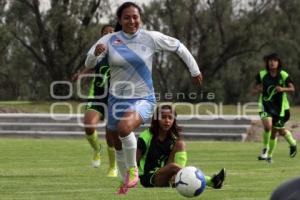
{"left": 140, "top": 172, "right": 155, "bottom": 188}
{"left": 259, "top": 110, "right": 290, "bottom": 128}
{"left": 85, "top": 97, "right": 108, "bottom": 119}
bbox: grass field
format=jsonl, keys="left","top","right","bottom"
{"left": 0, "top": 138, "right": 299, "bottom": 200}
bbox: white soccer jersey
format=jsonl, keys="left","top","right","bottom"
{"left": 85, "top": 29, "right": 201, "bottom": 99}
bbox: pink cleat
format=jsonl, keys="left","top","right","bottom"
{"left": 116, "top": 167, "right": 139, "bottom": 195}
{"left": 124, "top": 167, "right": 139, "bottom": 188}
{"left": 117, "top": 183, "right": 128, "bottom": 195}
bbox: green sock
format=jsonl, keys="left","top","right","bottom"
{"left": 205, "top": 176, "right": 212, "bottom": 187}
{"left": 284, "top": 130, "right": 296, "bottom": 146}
{"left": 174, "top": 151, "right": 187, "bottom": 167}
{"left": 268, "top": 138, "right": 277, "bottom": 158}
{"left": 107, "top": 146, "right": 116, "bottom": 169}
{"left": 86, "top": 130, "right": 100, "bottom": 153}
{"left": 263, "top": 130, "right": 271, "bottom": 149}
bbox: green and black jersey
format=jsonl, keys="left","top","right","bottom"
{"left": 88, "top": 56, "right": 110, "bottom": 100}
{"left": 255, "top": 69, "right": 293, "bottom": 117}
{"left": 137, "top": 129, "right": 177, "bottom": 177}
{"left": 85, "top": 56, "right": 110, "bottom": 114}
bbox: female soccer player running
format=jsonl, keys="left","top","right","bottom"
{"left": 73, "top": 25, "right": 118, "bottom": 177}
{"left": 85, "top": 2, "right": 202, "bottom": 194}
{"left": 137, "top": 104, "right": 226, "bottom": 189}
{"left": 252, "top": 53, "right": 297, "bottom": 163}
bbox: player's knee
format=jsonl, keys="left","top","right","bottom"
{"left": 84, "top": 116, "right": 99, "bottom": 134}
{"left": 174, "top": 140, "right": 186, "bottom": 151}
{"left": 84, "top": 120, "right": 97, "bottom": 135}
{"left": 117, "top": 122, "right": 133, "bottom": 136}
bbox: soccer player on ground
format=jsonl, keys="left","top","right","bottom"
{"left": 72, "top": 24, "right": 118, "bottom": 177}
{"left": 85, "top": 2, "right": 202, "bottom": 194}
{"left": 252, "top": 53, "right": 297, "bottom": 163}
{"left": 137, "top": 104, "right": 226, "bottom": 188}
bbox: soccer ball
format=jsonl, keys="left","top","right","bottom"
{"left": 175, "top": 166, "right": 206, "bottom": 198}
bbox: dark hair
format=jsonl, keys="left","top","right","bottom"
{"left": 100, "top": 24, "right": 114, "bottom": 35}
{"left": 114, "top": 23, "right": 122, "bottom": 32}
{"left": 115, "top": 2, "right": 142, "bottom": 32}
{"left": 150, "top": 105, "right": 182, "bottom": 141}
{"left": 263, "top": 53, "right": 283, "bottom": 71}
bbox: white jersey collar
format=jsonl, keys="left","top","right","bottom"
{"left": 121, "top": 29, "right": 141, "bottom": 39}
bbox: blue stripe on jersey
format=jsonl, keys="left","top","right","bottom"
{"left": 109, "top": 35, "right": 153, "bottom": 90}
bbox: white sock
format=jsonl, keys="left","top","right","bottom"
{"left": 116, "top": 150, "right": 126, "bottom": 181}
{"left": 120, "top": 132, "right": 137, "bottom": 169}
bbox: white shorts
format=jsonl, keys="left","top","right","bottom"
{"left": 107, "top": 94, "right": 156, "bottom": 131}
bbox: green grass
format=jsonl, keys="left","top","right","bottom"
{"left": 0, "top": 139, "right": 299, "bottom": 200}
{"left": 0, "top": 101, "right": 83, "bottom": 113}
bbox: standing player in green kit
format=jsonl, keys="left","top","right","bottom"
{"left": 72, "top": 25, "right": 117, "bottom": 177}
{"left": 252, "top": 53, "right": 297, "bottom": 163}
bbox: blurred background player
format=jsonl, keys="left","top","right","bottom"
{"left": 252, "top": 53, "right": 297, "bottom": 163}
{"left": 72, "top": 24, "right": 117, "bottom": 177}
{"left": 137, "top": 104, "right": 226, "bottom": 188}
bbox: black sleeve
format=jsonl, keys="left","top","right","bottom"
{"left": 137, "top": 138, "right": 147, "bottom": 156}
{"left": 255, "top": 73, "right": 261, "bottom": 85}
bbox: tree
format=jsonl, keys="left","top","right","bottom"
{"left": 1, "top": 0, "right": 300, "bottom": 104}
{"left": 0, "top": 0, "right": 18, "bottom": 99}
{"left": 143, "top": 0, "right": 300, "bottom": 103}
{"left": 3, "top": 0, "right": 111, "bottom": 99}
